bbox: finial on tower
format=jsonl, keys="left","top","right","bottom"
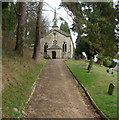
{"left": 52, "top": 8, "right": 58, "bottom": 29}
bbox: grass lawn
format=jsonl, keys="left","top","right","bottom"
{"left": 66, "top": 60, "right": 117, "bottom": 119}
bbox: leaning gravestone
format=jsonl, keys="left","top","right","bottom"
{"left": 108, "top": 83, "right": 115, "bottom": 95}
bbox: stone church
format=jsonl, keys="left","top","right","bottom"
{"left": 40, "top": 10, "right": 74, "bottom": 59}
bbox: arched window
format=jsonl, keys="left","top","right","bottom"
{"left": 62, "top": 42, "right": 67, "bottom": 52}
{"left": 65, "top": 44, "right": 67, "bottom": 52}
{"left": 44, "top": 42, "right": 48, "bottom": 52}
{"left": 62, "top": 44, "right": 64, "bottom": 52}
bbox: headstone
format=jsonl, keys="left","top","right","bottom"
{"left": 108, "top": 83, "right": 115, "bottom": 95}
{"left": 106, "top": 69, "right": 109, "bottom": 73}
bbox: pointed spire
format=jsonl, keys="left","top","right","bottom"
{"left": 52, "top": 8, "right": 58, "bottom": 30}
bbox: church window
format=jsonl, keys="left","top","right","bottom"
{"left": 65, "top": 44, "right": 67, "bottom": 52}
{"left": 63, "top": 44, "right": 65, "bottom": 52}
{"left": 44, "top": 42, "right": 48, "bottom": 52}
{"left": 63, "top": 42, "right": 67, "bottom": 52}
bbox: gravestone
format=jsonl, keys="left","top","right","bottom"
{"left": 108, "top": 83, "right": 115, "bottom": 95}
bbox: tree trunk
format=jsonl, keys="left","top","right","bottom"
{"left": 25, "top": 9, "right": 28, "bottom": 41}
{"left": 87, "top": 56, "right": 94, "bottom": 73}
{"left": 8, "top": 3, "right": 12, "bottom": 35}
{"left": 32, "top": 1, "right": 43, "bottom": 60}
{"left": 15, "top": 2, "right": 26, "bottom": 56}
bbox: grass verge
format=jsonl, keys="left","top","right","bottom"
{"left": 2, "top": 38, "right": 46, "bottom": 118}
{"left": 66, "top": 60, "right": 117, "bottom": 119}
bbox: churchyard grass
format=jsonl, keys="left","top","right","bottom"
{"left": 2, "top": 47, "right": 46, "bottom": 118}
{"left": 66, "top": 60, "right": 117, "bottom": 119}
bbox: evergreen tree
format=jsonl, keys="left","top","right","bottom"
{"left": 2, "top": 2, "right": 18, "bottom": 37}
{"left": 61, "top": 1, "right": 118, "bottom": 72}
{"left": 32, "top": 1, "right": 43, "bottom": 60}
{"left": 15, "top": 2, "right": 26, "bottom": 56}
{"left": 60, "top": 21, "right": 70, "bottom": 34}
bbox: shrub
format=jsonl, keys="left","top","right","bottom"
{"left": 103, "top": 57, "right": 117, "bottom": 68}
{"left": 103, "top": 58, "right": 112, "bottom": 67}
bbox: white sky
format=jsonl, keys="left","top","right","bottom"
{"left": 42, "top": 0, "right": 118, "bottom": 47}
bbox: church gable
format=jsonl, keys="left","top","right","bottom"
{"left": 41, "top": 29, "right": 70, "bottom": 39}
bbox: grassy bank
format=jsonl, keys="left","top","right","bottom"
{"left": 2, "top": 36, "right": 46, "bottom": 118}
{"left": 66, "top": 60, "right": 117, "bottom": 119}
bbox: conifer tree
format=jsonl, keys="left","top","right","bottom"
{"left": 32, "top": 1, "right": 43, "bottom": 60}
{"left": 61, "top": 1, "right": 118, "bottom": 72}
{"left": 15, "top": 2, "right": 26, "bottom": 56}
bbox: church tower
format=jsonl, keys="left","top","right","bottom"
{"left": 52, "top": 8, "right": 58, "bottom": 30}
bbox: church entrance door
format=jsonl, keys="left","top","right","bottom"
{"left": 52, "top": 51, "right": 56, "bottom": 59}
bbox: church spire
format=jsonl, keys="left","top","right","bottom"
{"left": 52, "top": 8, "right": 58, "bottom": 30}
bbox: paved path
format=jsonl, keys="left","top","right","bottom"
{"left": 23, "top": 59, "right": 100, "bottom": 118}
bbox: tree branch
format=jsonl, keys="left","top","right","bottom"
{"left": 12, "top": 3, "right": 21, "bottom": 16}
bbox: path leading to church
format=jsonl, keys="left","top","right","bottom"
{"left": 23, "top": 59, "right": 100, "bottom": 118}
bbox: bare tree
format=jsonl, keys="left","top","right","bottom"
{"left": 15, "top": 2, "right": 26, "bottom": 56}
{"left": 32, "top": 1, "right": 43, "bottom": 60}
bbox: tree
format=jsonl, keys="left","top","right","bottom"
{"left": 32, "top": 1, "right": 43, "bottom": 60}
{"left": 83, "top": 2, "right": 118, "bottom": 72}
{"left": 41, "top": 18, "right": 50, "bottom": 38}
{"left": 61, "top": 2, "right": 118, "bottom": 72}
{"left": 75, "top": 36, "right": 91, "bottom": 59}
{"left": 14, "top": 2, "right": 26, "bottom": 56}
{"left": 60, "top": 20, "right": 70, "bottom": 34}
{"left": 2, "top": 3, "right": 18, "bottom": 37}
{"left": 2, "top": 2, "right": 9, "bottom": 9}
{"left": 24, "top": 2, "right": 49, "bottom": 45}
{"left": 25, "top": 2, "right": 38, "bottom": 45}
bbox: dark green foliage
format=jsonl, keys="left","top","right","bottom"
{"left": 2, "top": 2, "right": 9, "bottom": 9}
{"left": 103, "top": 57, "right": 117, "bottom": 68}
{"left": 61, "top": 2, "right": 118, "bottom": 57}
{"left": 83, "top": 2, "right": 117, "bottom": 58}
{"left": 61, "top": 2, "right": 118, "bottom": 72}
{"left": 60, "top": 21, "right": 70, "bottom": 34}
{"left": 75, "top": 37, "right": 93, "bottom": 59}
{"left": 2, "top": 2, "right": 18, "bottom": 38}
{"left": 2, "top": 2, "right": 49, "bottom": 56}
{"left": 103, "top": 58, "right": 112, "bottom": 67}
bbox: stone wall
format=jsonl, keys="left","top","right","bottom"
{"left": 47, "top": 49, "right": 62, "bottom": 59}
{"left": 40, "top": 30, "right": 74, "bottom": 59}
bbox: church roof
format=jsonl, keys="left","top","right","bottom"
{"left": 47, "top": 45, "right": 62, "bottom": 50}
{"left": 43, "top": 29, "right": 71, "bottom": 38}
